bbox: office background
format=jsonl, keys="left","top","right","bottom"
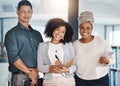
{"left": 0, "top": 0, "right": 120, "bottom": 86}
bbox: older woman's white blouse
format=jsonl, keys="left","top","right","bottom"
{"left": 73, "top": 36, "right": 115, "bottom": 80}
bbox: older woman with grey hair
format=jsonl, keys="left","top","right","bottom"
{"left": 73, "top": 11, "right": 115, "bottom": 86}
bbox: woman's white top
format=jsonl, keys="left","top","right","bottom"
{"left": 73, "top": 36, "right": 115, "bottom": 80}
{"left": 48, "top": 42, "right": 64, "bottom": 76}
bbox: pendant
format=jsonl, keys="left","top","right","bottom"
{"left": 55, "top": 50, "right": 57, "bottom": 53}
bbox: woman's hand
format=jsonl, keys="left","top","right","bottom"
{"left": 49, "top": 65, "right": 69, "bottom": 73}
{"left": 99, "top": 56, "right": 109, "bottom": 64}
{"left": 49, "top": 65, "right": 59, "bottom": 73}
{"left": 55, "top": 67, "right": 69, "bottom": 73}
{"left": 55, "top": 60, "right": 62, "bottom": 65}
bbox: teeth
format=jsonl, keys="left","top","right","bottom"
{"left": 83, "top": 33, "right": 87, "bottom": 35}
{"left": 56, "top": 35, "right": 60, "bottom": 38}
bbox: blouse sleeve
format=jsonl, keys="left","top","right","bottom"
{"left": 67, "top": 42, "right": 76, "bottom": 74}
{"left": 37, "top": 43, "right": 50, "bottom": 73}
{"left": 103, "top": 39, "right": 115, "bottom": 65}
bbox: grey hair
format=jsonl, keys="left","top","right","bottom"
{"left": 78, "top": 11, "right": 95, "bottom": 25}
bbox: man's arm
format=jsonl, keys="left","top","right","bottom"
{"left": 13, "top": 58, "right": 30, "bottom": 74}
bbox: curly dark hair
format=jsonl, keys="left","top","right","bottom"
{"left": 44, "top": 18, "right": 74, "bottom": 44}
{"left": 64, "top": 22, "right": 74, "bottom": 42}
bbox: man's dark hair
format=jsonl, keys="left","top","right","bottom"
{"left": 17, "top": 0, "right": 32, "bottom": 10}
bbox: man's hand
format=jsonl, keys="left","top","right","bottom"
{"left": 27, "top": 68, "right": 38, "bottom": 86}
{"left": 30, "top": 78, "right": 37, "bottom": 86}
{"left": 28, "top": 68, "right": 38, "bottom": 78}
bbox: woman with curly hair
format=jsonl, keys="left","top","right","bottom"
{"left": 37, "top": 18, "right": 76, "bottom": 86}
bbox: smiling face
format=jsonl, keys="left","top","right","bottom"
{"left": 79, "top": 22, "right": 93, "bottom": 39}
{"left": 52, "top": 26, "right": 66, "bottom": 44}
{"left": 17, "top": 5, "right": 33, "bottom": 24}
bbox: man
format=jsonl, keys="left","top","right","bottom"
{"left": 4, "top": 0, "right": 43, "bottom": 86}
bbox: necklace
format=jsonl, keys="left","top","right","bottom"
{"left": 55, "top": 50, "right": 57, "bottom": 53}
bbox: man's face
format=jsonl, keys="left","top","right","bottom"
{"left": 17, "top": 5, "right": 33, "bottom": 23}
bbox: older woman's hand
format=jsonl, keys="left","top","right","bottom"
{"left": 99, "top": 56, "right": 109, "bottom": 64}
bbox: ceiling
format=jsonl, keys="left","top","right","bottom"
{"left": 79, "top": 0, "right": 120, "bottom": 24}
{"left": 0, "top": 0, "right": 120, "bottom": 24}
{"left": 0, "top": 0, "right": 68, "bottom": 20}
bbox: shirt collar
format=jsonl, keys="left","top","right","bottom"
{"left": 17, "top": 22, "right": 33, "bottom": 31}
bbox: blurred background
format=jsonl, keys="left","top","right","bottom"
{"left": 0, "top": 0, "right": 120, "bottom": 86}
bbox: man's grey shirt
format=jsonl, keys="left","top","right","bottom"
{"left": 4, "top": 22, "right": 43, "bottom": 72}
